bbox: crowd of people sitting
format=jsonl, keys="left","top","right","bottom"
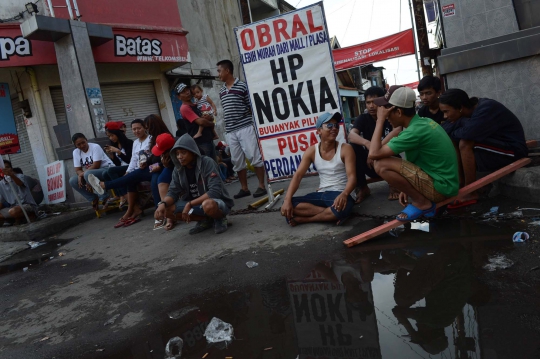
{"left": 0, "top": 57, "right": 528, "bottom": 234}
{"left": 58, "top": 68, "right": 527, "bottom": 236}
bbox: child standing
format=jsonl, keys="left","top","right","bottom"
{"left": 191, "top": 84, "right": 219, "bottom": 140}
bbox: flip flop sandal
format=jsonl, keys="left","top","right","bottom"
{"left": 118, "top": 199, "right": 127, "bottom": 209}
{"left": 153, "top": 219, "right": 166, "bottom": 230}
{"left": 397, "top": 202, "right": 436, "bottom": 222}
{"left": 114, "top": 218, "right": 128, "bottom": 228}
{"left": 124, "top": 215, "right": 141, "bottom": 227}
{"left": 447, "top": 199, "right": 478, "bottom": 209}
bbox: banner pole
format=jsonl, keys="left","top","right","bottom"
{"left": 408, "top": 0, "right": 422, "bottom": 82}
{"left": 7, "top": 179, "right": 31, "bottom": 223}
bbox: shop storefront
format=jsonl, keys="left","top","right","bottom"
{"left": 0, "top": 0, "right": 189, "bottom": 203}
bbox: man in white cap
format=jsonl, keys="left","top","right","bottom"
{"left": 281, "top": 112, "right": 356, "bottom": 226}
{"left": 368, "top": 86, "right": 459, "bottom": 221}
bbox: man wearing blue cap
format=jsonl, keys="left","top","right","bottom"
{"left": 281, "top": 112, "right": 356, "bottom": 226}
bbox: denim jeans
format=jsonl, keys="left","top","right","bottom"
{"left": 104, "top": 168, "right": 152, "bottom": 195}
{"left": 69, "top": 168, "right": 111, "bottom": 203}
{"left": 103, "top": 165, "right": 128, "bottom": 196}
{"left": 150, "top": 167, "right": 173, "bottom": 207}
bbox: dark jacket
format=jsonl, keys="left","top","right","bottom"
{"left": 167, "top": 134, "right": 234, "bottom": 209}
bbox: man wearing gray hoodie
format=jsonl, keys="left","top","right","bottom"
{"left": 154, "top": 134, "right": 234, "bottom": 234}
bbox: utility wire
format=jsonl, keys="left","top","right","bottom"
{"left": 341, "top": 0, "right": 356, "bottom": 44}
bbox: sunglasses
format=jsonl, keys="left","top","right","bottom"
{"left": 322, "top": 123, "right": 340, "bottom": 129}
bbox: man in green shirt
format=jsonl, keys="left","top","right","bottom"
{"left": 368, "top": 86, "right": 459, "bottom": 221}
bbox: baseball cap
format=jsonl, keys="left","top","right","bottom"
{"left": 373, "top": 85, "right": 416, "bottom": 108}
{"left": 316, "top": 112, "right": 342, "bottom": 129}
{"left": 105, "top": 121, "right": 123, "bottom": 131}
{"left": 152, "top": 133, "right": 176, "bottom": 156}
{"left": 175, "top": 83, "right": 188, "bottom": 94}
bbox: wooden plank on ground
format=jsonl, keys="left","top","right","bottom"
{"left": 343, "top": 157, "right": 531, "bottom": 247}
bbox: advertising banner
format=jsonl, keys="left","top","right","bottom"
{"left": 234, "top": 2, "right": 343, "bottom": 181}
{"left": 44, "top": 160, "right": 66, "bottom": 204}
{"left": 0, "top": 83, "right": 21, "bottom": 154}
{"left": 333, "top": 29, "right": 416, "bottom": 71}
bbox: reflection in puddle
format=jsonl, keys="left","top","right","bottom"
{"left": 105, "top": 221, "right": 514, "bottom": 359}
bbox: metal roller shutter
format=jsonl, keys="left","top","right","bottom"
{"left": 50, "top": 82, "right": 160, "bottom": 141}
{"left": 4, "top": 98, "right": 39, "bottom": 179}
{"left": 101, "top": 83, "right": 160, "bottom": 140}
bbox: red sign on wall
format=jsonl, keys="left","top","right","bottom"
{"left": 332, "top": 29, "right": 416, "bottom": 71}
{"left": 0, "top": 0, "right": 188, "bottom": 67}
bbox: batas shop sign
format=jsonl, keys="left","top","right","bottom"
{"left": 0, "top": 26, "right": 187, "bottom": 67}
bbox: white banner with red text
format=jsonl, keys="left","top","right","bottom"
{"left": 234, "top": 2, "right": 344, "bottom": 181}
{"left": 44, "top": 160, "right": 66, "bottom": 204}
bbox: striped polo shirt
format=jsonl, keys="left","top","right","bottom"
{"left": 219, "top": 78, "right": 253, "bottom": 133}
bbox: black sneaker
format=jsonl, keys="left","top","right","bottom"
{"left": 234, "top": 189, "right": 251, "bottom": 199}
{"left": 214, "top": 217, "right": 228, "bottom": 234}
{"left": 253, "top": 187, "right": 267, "bottom": 198}
{"left": 188, "top": 219, "right": 213, "bottom": 235}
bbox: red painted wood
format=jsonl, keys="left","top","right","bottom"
{"left": 343, "top": 157, "right": 531, "bottom": 247}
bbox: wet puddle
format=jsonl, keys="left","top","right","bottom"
{"left": 101, "top": 219, "right": 520, "bottom": 359}
{"left": 0, "top": 239, "right": 73, "bottom": 275}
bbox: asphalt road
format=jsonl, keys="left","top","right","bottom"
{"left": 1, "top": 176, "right": 539, "bottom": 358}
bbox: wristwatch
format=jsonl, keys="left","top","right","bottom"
{"left": 157, "top": 201, "right": 167, "bottom": 207}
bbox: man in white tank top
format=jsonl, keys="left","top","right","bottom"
{"left": 281, "top": 112, "right": 356, "bottom": 226}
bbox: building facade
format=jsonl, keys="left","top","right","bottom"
{"left": 438, "top": 0, "right": 540, "bottom": 138}
{"left": 0, "top": 0, "right": 243, "bottom": 204}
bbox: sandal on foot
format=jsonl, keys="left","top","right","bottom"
{"left": 285, "top": 217, "right": 298, "bottom": 227}
{"left": 397, "top": 202, "right": 436, "bottom": 222}
{"left": 153, "top": 219, "right": 166, "bottom": 230}
{"left": 118, "top": 199, "right": 127, "bottom": 209}
{"left": 124, "top": 215, "right": 141, "bottom": 227}
{"left": 114, "top": 218, "right": 128, "bottom": 228}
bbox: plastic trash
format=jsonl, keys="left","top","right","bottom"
{"left": 483, "top": 255, "right": 514, "bottom": 271}
{"left": 28, "top": 241, "right": 46, "bottom": 249}
{"left": 204, "top": 317, "right": 234, "bottom": 346}
{"left": 23, "top": 267, "right": 28, "bottom": 272}
{"left": 246, "top": 261, "right": 258, "bottom": 268}
{"left": 164, "top": 337, "right": 183, "bottom": 359}
{"left": 104, "top": 314, "right": 120, "bottom": 326}
{"left": 513, "top": 232, "right": 530, "bottom": 243}
{"left": 483, "top": 206, "right": 499, "bottom": 218}
{"left": 168, "top": 305, "right": 199, "bottom": 320}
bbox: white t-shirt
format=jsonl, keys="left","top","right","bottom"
{"left": 72, "top": 142, "right": 114, "bottom": 170}
{"left": 126, "top": 135, "right": 152, "bottom": 173}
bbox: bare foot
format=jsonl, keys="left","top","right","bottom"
{"left": 287, "top": 217, "right": 298, "bottom": 227}
{"left": 165, "top": 218, "right": 176, "bottom": 230}
{"left": 355, "top": 186, "right": 371, "bottom": 204}
{"left": 193, "top": 133, "right": 202, "bottom": 139}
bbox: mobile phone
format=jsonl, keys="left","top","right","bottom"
{"left": 188, "top": 208, "right": 194, "bottom": 215}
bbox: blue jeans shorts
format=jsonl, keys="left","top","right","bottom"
{"left": 291, "top": 191, "right": 354, "bottom": 220}
{"left": 174, "top": 198, "right": 230, "bottom": 217}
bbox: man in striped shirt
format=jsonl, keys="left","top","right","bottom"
{"left": 217, "top": 59, "right": 267, "bottom": 199}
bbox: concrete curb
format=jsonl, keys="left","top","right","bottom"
{"left": 0, "top": 208, "right": 95, "bottom": 242}
{"left": 499, "top": 167, "right": 540, "bottom": 204}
